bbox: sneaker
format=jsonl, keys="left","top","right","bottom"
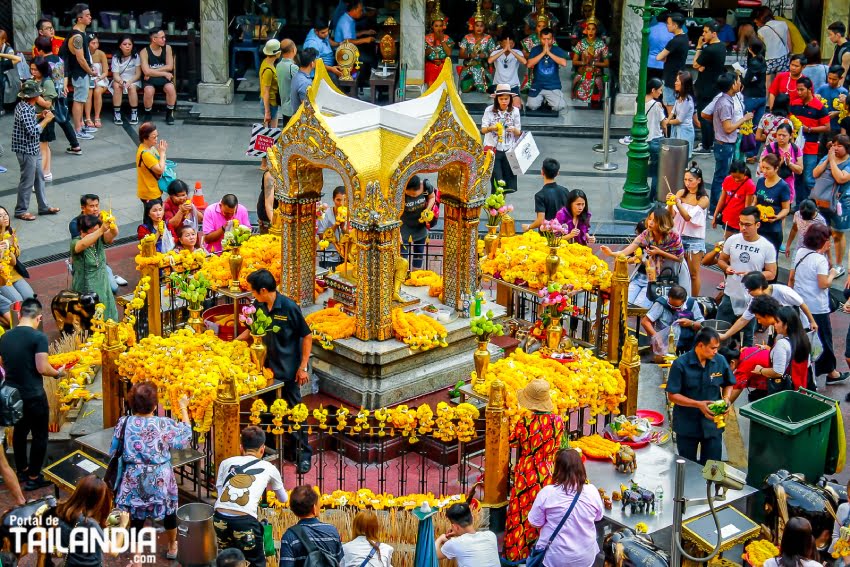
{"left": 165, "top": 109, "right": 175, "bottom": 125}
{"left": 693, "top": 145, "right": 712, "bottom": 155}
{"left": 76, "top": 130, "right": 94, "bottom": 140}
{"left": 129, "top": 110, "right": 139, "bottom": 125}
{"left": 114, "top": 275, "right": 129, "bottom": 286}
{"left": 43, "top": 172, "right": 53, "bottom": 182}
{"left": 779, "top": 244, "right": 786, "bottom": 254}
{"left": 618, "top": 135, "right": 632, "bottom": 145}
{"left": 83, "top": 125, "right": 97, "bottom": 134}
{"left": 0, "top": 166, "right": 6, "bottom": 174}
{"left": 835, "top": 266, "right": 847, "bottom": 278}
{"left": 826, "top": 371, "right": 850, "bottom": 384}
{"left": 113, "top": 111, "right": 123, "bottom": 125}
{"left": 66, "top": 146, "right": 82, "bottom": 155}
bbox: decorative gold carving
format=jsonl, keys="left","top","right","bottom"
{"left": 335, "top": 40, "right": 361, "bottom": 82}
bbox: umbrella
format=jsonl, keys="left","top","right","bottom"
{"left": 413, "top": 503, "right": 439, "bottom": 567}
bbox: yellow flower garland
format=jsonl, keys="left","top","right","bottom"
{"left": 199, "top": 235, "right": 282, "bottom": 290}
{"left": 265, "top": 488, "right": 465, "bottom": 511}
{"left": 404, "top": 270, "right": 442, "bottom": 287}
{"left": 305, "top": 306, "right": 356, "bottom": 350}
{"left": 391, "top": 308, "right": 449, "bottom": 351}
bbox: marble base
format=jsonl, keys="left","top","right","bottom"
{"left": 197, "top": 80, "right": 234, "bottom": 104}
{"left": 613, "top": 204, "right": 653, "bottom": 222}
{"left": 614, "top": 93, "right": 637, "bottom": 116}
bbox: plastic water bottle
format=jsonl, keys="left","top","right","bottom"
{"left": 655, "top": 484, "right": 664, "bottom": 507}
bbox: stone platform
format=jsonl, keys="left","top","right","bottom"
{"left": 305, "top": 285, "right": 506, "bottom": 409}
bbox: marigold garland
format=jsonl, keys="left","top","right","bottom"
{"left": 305, "top": 306, "right": 356, "bottom": 350}
{"left": 391, "top": 308, "right": 448, "bottom": 351}
{"left": 199, "top": 235, "right": 282, "bottom": 290}
{"left": 745, "top": 540, "right": 780, "bottom": 567}
{"left": 756, "top": 204, "right": 775, "bottom": 222}
{"left": 481, "top": 231, "right": 612, "bottom": 291}
{"left": 405, "top": 270, "right": 442, "bottom": 287}
{"left": 117, "top": 329, "right": 269, "bottom": 432}
{"left": 265, "top": 488, "right": 465, "bottom": 511}
{"left": 471, "top": 349, "right": 625, "bottom": 426}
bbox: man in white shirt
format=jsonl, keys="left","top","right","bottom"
{"left": 716, "top": 206, "right": 778, "bottom": 346}
{"left": 436, "top": 503, "right": 500, "bottom": 567}
{"left": 214, "top": 426, "right": 288, "bottom": 567}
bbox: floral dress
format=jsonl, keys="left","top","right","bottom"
{"left": 459, "top": 34, "right": 496, "bottom": 92}
{"left": 424, "top": 33, "right": 455, "bottom": 86}
{"left": 757, "top": 113, "right": 792, "bottom": 148}
{"left": 110, "top": 415, "right": 192, "bottom": 521}
{"left": 504, "top": 412, "right": 564, "bottom": 562}
{"left": 572, "top": 38, "right": 608, "bottom": 102}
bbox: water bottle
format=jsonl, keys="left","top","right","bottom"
{"left": 655, "top": 484, "right": 664, "bottom": 508}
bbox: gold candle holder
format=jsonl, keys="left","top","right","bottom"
{"left": 228, "top": 247, "right": 243, "bottom": 293}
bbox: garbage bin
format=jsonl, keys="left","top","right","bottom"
{"left": 739, "top": 388, "right": 836, "bottom": 486}
{"left": 656, "top": 138, "right": 689, "bottom": 202}
{"left": 177, "top": 503, "right": 217, "bottom": 566}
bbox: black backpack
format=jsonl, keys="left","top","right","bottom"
{"left": 0, "top": 380, "right": 23, "bottom": 426}
{"left": 290, "top": 524, "right": 340, "bottom": 567}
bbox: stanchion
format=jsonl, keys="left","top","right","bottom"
{"left": 594, "top": 82, "right": 619, "bottom": 171}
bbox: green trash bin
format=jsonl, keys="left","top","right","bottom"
{"left": 739, "top": 388, "right": 836, "bottom": 487}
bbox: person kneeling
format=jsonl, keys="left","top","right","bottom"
{"left": 643, "top": 285, "right": 704, "bottom": 357}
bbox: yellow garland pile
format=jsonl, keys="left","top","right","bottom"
{"left": 391, "top": 308, "right": 448, "bottom": 351}
{"left": 745, "top": 540, "right": 780, "bottom": 567}
{"left": 135, "top": 237, "right": 207, "bottom": 273}
{"left": 117, "top": 329, "right": 270, "bottom": 432}
{"left": 199, "top": 235, "right": 282, "bottom": 290}
{"left": 570, "top": 434, "right": 621, "bottom": 459}
{"left": 405, "top": 270, "right": 442, "bottom": 287}
{"left": 266, "top": 488, "right": 465, "bottom": 511}
{"left": 472, "top": 349, "right": 625, "bottom": 425}
{"left": 305, "top": 306, "right": 356, "bottom": 350}
{"left": 481, "top": 232, "right": 612, "bottom": 290}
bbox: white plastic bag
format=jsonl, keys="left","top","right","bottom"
{"left": 808, "top": 330, "right": 823, "bottom": 361}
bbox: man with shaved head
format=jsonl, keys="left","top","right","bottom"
{"left": 276, "top": 38, "right": 298, "bottom": 127}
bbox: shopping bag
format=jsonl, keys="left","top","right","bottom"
{"left": 506, "top": 132, "right": 540, "bottom": 175}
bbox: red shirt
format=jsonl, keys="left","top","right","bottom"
{"left": 720, "top": 176, "right": 756, "bottom": 229}
{"left": 769, "top": 71, "right": 801, "bottom": 105}
{"left": 791, "top": 97, "right": 830, "bottom": 155}
{"left": 733, "top": 346, "right": 771, "bottom": 390}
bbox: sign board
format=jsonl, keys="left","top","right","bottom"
{"left": 43, "top": 450, "right": 108, "bottom": 492}
{"left": 506, "top": 132, "right": 540, "bottom": 175}
{"left": 246, "top": 123, "right": 282, "bottom": 157}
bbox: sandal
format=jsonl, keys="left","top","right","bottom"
{"left": 38, "top": 207, "right": 60, "bottom": 215}
{"left": 14, "top": 213, "right": 36, "bottom": 221}
{"left": 93, "top": 119, "right": 102, "bottom": 128}
{"left": 84, "top": 119, "right": 95, "bottom": 128}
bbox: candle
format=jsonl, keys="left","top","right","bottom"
{"left": 167, "top": 21, "right": 176, "bottom": 35}
{"left": 129, "top": 19, "right": 137, "bottom": 32}
{"left": 110, "top": 19, "right": 118, "bottom": 33}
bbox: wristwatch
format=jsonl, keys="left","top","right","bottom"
{"left": 300, "top": 367, "right": 308, "bottom": 373}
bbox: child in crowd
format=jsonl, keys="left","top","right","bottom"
{"left": 555, "top": 189, "right": 595, "bottom": 246}
{"left": 785, "top": 199, "right": 827, "bottom": 259}
{"left": 713, "top": 160, "right": 756, "bottom": 239}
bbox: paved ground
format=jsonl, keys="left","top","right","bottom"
{"left": 0, "top": 95, "right": 848, "bottom": 565}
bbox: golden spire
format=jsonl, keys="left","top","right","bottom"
{"left": 473, "top": 0, "right": 486, "bottom": 23}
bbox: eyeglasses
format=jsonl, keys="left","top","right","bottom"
{"left": 41, "top": 26, "right": 54, "bottom": 31}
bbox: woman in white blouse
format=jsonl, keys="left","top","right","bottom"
{"left": 110, "top": 36, "right": 142, "bottom": 125}
{"left": 342, "top": 511, "right": 393, "bottom": 567}
{"left": 481, "top": 84, "right": 521, "bottom": 193}
{"left": 788, "top": 223, "right": 850, "bottom": 385}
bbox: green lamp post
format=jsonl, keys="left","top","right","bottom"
{"left": 617, "top": 1, "right": 669, "bottom": 213}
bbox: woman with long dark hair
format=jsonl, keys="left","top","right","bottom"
{"left": 755, "top": 153, "right": 792, "bottom": 253}
{"left": 137, "top": 198, "right": 174, "bottom": 252}
{"left": 110, "top": 35, "right": 142, "bottom": 125}
{"left": 668, "top": 163, "right": 709, "bottom": 295}
{"left": 601, "top": 204, "right": 689, "bottom": 307}
{"left": 753, "top": 306, "right": 811, "bottom": 390}
{"left": 527, "top": 449, "right": 604, "bottom": 567}
{"left": 56, "top": 474, "right": 130, "bottom": 566}
{"left": 789, "top": 223, "right": 850, "bottom": 384}
{"left": 0, "top": 206, "right": 34, "bottom": 305}
{"left": 667, "top": 71, "right": 695, "bottom": 158}
{"left": 555, "top": 189, "right": 594, "bottom": 246}
{"left": 763, "top": 517, "right": 821, "bottom": 567}
{"left": 29, "top": 57, "right": 56, "bottom": 181}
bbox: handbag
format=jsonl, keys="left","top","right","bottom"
{"left": 794, "top": 251, "right": 840, "bottom": 313}
{"left": 0, "top": 379, "right": 23, "bottom": 426}
{"left": 647, "top": 266, "right": 679, "bottom": 303}
{"left": 104, "top": 416, "right": 129, "bottom": 492}
{"left": 766, "top": 337, "right": 794, "bottom": 394}
{"left": 526, "top": 489, "right": 581, "bottom": 567}
{"left": 768, "top": 142, "right": 796, "bottom": 179}
{"left": 138, "top": 151, "right": 177, "bottom": 193}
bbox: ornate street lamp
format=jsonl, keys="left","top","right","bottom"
{"left": 617, "top": 0, "right": 672, "bottom": 216}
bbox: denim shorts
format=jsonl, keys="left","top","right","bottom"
{"left": 818, "top": 205, "right": 850, "bottom": 232}
{"left": 262, "top": 103, "right": 279, "bottom": 120}
{"left": 71, "top": 75, "right": 89, "bottom": 103}
{"left": 663, "top": 86, "right": 676, "bottom": 106}
{"left": 681, "top": 235, "right": 706, "bottom": 253}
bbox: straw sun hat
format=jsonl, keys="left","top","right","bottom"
{"left": 517, "top": 379, "right": 554, "bottom": 413}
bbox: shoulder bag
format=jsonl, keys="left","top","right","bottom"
{"left": 0, "top": 378, "right": 23, "bottom": 426}
{"left": 794, "top": 251, "right": 840, "bottom": 313}
{"left": 358, "top": 546, "right": 378, "bottom": 567}
{"left": 104, "top": 416, "right": 129, "bottom": 492}
{"left": 768, "top": 142, "right": 796, "bottom": 179}
{"left": 526, "top": 489, "right": 581, "bottom": 567}
{"left": 766, "top": 336, "right": 794, "bottom": 394}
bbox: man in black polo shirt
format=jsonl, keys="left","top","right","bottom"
{"left": 522, "top": 158, "right": 568, "bottom": 231}
{"left": 239, "top": 269, "right": 313, "bottom": 474}
{"left": 665, "top": 327, "right": 734, "bottom": 465}
{"left": 0, "top": 298, "right": 66, "bottom": 490}
{"left": 693, "top": 22, "right": 727, "bottom": 154}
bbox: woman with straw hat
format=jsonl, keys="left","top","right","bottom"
{"left": 503, "top": 378, "right": 565, "bottom": 562}
{"left": 482, "top": 84, "right": 521, "bottom": 193}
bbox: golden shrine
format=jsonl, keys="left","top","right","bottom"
{"left": 267, "top": 59, "right": 493, "bottom": 342}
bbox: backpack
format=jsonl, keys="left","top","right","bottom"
{"left": 0, "top": 379, "right": 23, "bottom": 426}
{"left": 290, "top": 524, "right": 340, "bottom": 567}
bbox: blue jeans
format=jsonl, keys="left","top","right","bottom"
{"left": 801, "top": 153, "right": 819, "bottom": 204}
{"left": 744, "top": 96, "right": 766, "bottom": 156}
{"left": 710, "top": 142, "right": 735, "bottom": 211}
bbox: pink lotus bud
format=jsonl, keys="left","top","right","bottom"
{"left": 498, "top": 206, "right": 507, "bottom": 214}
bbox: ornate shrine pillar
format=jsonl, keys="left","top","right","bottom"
{"left": 442, "top": 197, "right": 481, "bottom": 312}
{"left": 280, "top": 160, "right": 321, "bottom": 306}
{"left": 351, "top": 222, "right": 398, "bottom": 341}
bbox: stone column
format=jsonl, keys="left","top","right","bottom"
{"left": 198, "top": 0, "right": 234, "bottom": 104}
{"left": 822, "top": 0, "right": 850, "bottom": 62}
{"left": 614, "top": 1, "right": 642, "bottom": 115}
{"left": 400, "top": 0, "right": 426, "bottom": 87}
{"left": 11, "top": 0, "right": 39, "bottom": 52}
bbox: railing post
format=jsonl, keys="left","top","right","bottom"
{"left": 101, "top": 320, "right": 125, "bottom": 429}
{"left": 140, "top": 238, "right": 162, "bottom": 336}
{"left": 213, "top": 368, "right": 241, "bottom": 474}
{"left": 483, "top": 379, "right": 509, "bottom": 508}
{"left": 618, "top": 334, "right": 641, "bottom": 416}
{"left": 606, "top": 255, "right": 629, "bottom": 363}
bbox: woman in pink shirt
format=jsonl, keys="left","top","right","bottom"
{"left": 528, "top": 449, "right": 603, "bottom": 567}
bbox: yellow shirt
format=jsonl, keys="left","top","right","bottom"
{"left": 776, "top": 17, "right": 806, "bottom": 55}
{"left": 136, "top": 144, "right": 162, "bottom": 200}
{"left": 259, "top": 58, "right": 280, "bottom": 106}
